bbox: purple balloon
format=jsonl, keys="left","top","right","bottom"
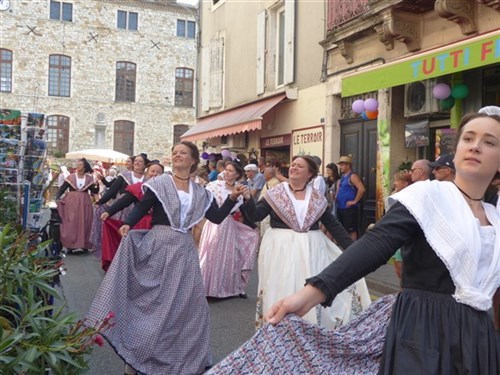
{"left": 221, "top": 149, "right": 231, "bottom": 158}
{"left": 201, "top": 152, "right": 209, "bottom": 160}
{"left": 208, "top": 154, "right": 216, "bottom": 161}
{"left": 352, "top": 99, "right": 365, "bottom": 114}
{"left": 364, "top": 98, "right": 379, "bottom": 112}
{"left": 433, "top": 83, "right": 451, "bottom": 100}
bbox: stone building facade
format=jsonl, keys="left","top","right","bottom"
{"left": 0, "top": 0, "right": 197, "bottom": 160}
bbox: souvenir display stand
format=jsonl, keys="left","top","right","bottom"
{"left": 0, "top": 109, "right": 47, "bottom": 230}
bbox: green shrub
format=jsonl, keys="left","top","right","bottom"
{"left": 0, "top": 225, "right": 113, "bottom": 374}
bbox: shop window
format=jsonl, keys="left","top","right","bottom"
{"left": 0, "top": 49, "right": 12, "bottom": 93}
{"left": 115, "top": 62, "right": 136, "bottom": 102}
{"left": 48, "top": 54, "right": 71, "bottom": 97}
{"left": 114, "top": 120, "right": 134, "bottom": 156}
{"left": 50, "top": 1, "right": 73, "bottom": 22}
{"left": 46, "top": 115, "right": 70, "bottom": 155}
{"left": 175, "top": 67, "right": 194, "bottom": 107}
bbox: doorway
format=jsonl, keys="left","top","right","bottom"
{"left": 339, "top": 119, "right": 377, "bottom": 234}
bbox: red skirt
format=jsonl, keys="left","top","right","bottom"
{"left": 101, "top": 215, "right": 151, "bottom": 272}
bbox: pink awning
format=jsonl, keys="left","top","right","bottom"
{"left": 181, "top": 94, "right": 287, "bottom": 142}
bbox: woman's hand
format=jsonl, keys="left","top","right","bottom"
{"left": 229, "top": 185, "right": 245, "bottom": 201}
{"left": 119, "top": 225, "right": 130, "bottom": 237}
{"left": 237, "top": 185, "right": 251, "bottom": 200}
{"left": 100, "top": 212, "right": 110, "bottom": 221}
{"left": 265, "top": 285, "right": 326, "bottom": 325}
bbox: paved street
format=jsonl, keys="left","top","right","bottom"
{"left": 58, "top": 247, "right": 399, "bottom": 374}
{"left": 59, "top": 250, "right": 259, "bottom": 375}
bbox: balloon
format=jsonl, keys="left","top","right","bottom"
{"left": 208, "top": 154, "right": 216, "bottom": 161}
{"left": 440, "top": 96, "right": 455, "bottom": 110}
{"left": 364, "top": 98, "right": 379, "bottom": 112}
{"left": 201, "top": 152, "right": 209, "bottom": 160}
{"left": 352, "top": 99, "right": 365, "bottom": 114}
{"left": 451, "top": 84, "right": 469, "bottom": 99}
{"left": 432, "top": 83, "right": 451, "bottom": 100}
{"left": 365, "top": 110, "right": 379, "bottom": 120}
{"left": 361, "top": 112, "right": 369, "bottom": 121}
{"left": 221, "top": 149, "right": 231, "bottom": 158}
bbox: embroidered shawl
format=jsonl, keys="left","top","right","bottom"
{"left": 65, "top": 173, "right": 95, "bottom": 192}
{"left": 119, "top": 170, "right": 133, "bottom": 185}
{"left": 389, "top": 180, "right": 500, "bottom": 311}
{"left": 264, "top": 182, "right": 328, "bottom": 233}
{"left": 143, "top": 174, "right": 213, "bottom": 233}
{"left": 206, "top": 180, "right": 243, "bottom": 213}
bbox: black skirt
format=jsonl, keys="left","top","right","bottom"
{"left": 379, "top": 289, "right": 499, "bottom": 375}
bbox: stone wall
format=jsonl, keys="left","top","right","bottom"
{"left": 0, "top": 0, "right": 197, "bottom": 160}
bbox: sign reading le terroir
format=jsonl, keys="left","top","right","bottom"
{"left": 342, "top": 31, "right": 500, "bottom": 97}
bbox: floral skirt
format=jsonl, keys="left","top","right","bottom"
{"left": 207, "top": 294, "right": 397, "bottom": 374}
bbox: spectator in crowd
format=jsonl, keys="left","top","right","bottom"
{"left": 259, "top": 166, "right": 281, "bottom": 236}
{"left": 258, "top": 156, "right": 267, "bottom": 174}
{"left": 208, "top": 161, "right": 218, "bottom": 181}
{"left": 409, "top": 159, "right": 432, "bottom": 182}
{"left": 57, "top": 165, "right": 70, "bottom": 188}
{"left": 336, "top": 156, "right": 366, "bottom": 240}
{"left": 311, "top": 156, "right": 327, "bottom": 196}
{"left": 325, "top": 163, "right": 340, "bottom": 216}
{"left": 244, "top": 163, "right": 265, "bottom": 200}
{"left": 216, "top": 159, "right": 226, "bottom": 180}
{"left": 429, "top": 153, "right": 455, "bottom": 182}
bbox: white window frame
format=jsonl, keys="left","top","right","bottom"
{"left": 117, "top": 10, "right": 138, "bottom": 31}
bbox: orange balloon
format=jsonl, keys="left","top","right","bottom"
{"left": 366, "top": 110, "right": 379, "bottom": 120}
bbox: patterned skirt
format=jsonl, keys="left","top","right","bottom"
{"left": 86, "top": 225, "right": 212, "bottom": 375}
{"left": 207, "top": 294, "right": 397, "bottom": 374}
{"left": 256, "top": 228, "right": 371, "bottom": 330}
{"left": 199, "top": 216, "right": 259, "bottom": 298}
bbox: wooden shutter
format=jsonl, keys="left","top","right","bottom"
{"left": 201, "top": 46, "right": 210, "bottom": 111}
{"left": 284, "top": 0, "right": 295, "bottom": 85}
{"left": 256, "top": 10, "right": 266, "bottom": 95}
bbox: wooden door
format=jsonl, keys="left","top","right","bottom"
{"left": 340, "top": 119, "right": 377, "bottom": 235}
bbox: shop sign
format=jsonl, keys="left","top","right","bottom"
{"left": 342, "top": 30, "right": 500, "bottom": 96}
{"left": 405, "top": 120, "right": 430, "bottom": 148}
{"left": 260, "top": 134, "right": 291, "bottom": 149}
{"left": 291, "top": 126, "right": 324, "bottom": 159}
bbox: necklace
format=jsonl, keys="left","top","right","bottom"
{"left": 173, "top": 174, "right": 190, "bottom": 181}
{"left": 225, "top": 181, "right": 235, "bottom": 187}
{"left": 453, "top": 182, "right": 483, "bottom": 202}
{"left": 289, "top": 183, "right": 307, "bottom": 193}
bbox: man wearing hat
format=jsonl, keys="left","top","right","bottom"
{"left": 244, "top": 163, "right": 265, "bottom": 200}
{"left": 336, "top": 155, "right": 366, "bottom": 240}
{"left": 428, "top": 153, "right": 455, "bottom": 182}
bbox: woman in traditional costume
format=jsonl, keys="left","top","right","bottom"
{"left": 235, "top": 113, "right": 499, "bottom": 374}
{"left": 86, "top": 141, "right": 246, "bottom": 375}
{"left": 91, "top": 154, "right": 148, "bottom": 256}
{"left": 55, "top": 158, "right": 98, "bottom": 252}
{"left": 99, "top": 161, "right": 164, "bottom": 272}
{"left": 198, "top": 161, "right": 260, "bottom": 298}
{"left": 241, "top": 155, "right": 371, "bottom": 330}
